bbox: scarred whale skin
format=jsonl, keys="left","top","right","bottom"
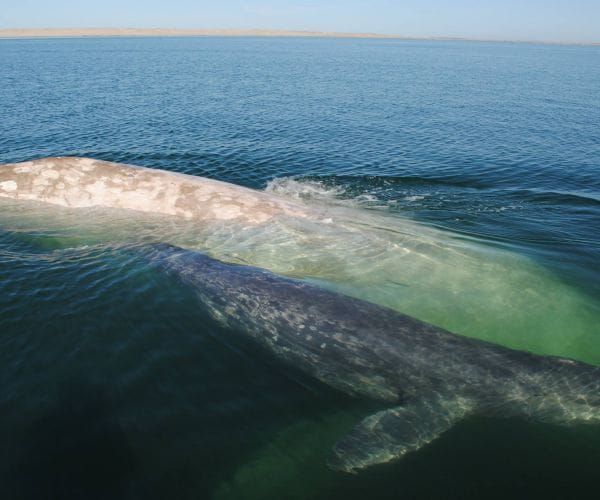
{"left": 149, "top": 244, "right": 600, "bottom": 473}
{"left": 0, "top": 157, "right": 309, "bottom": 224}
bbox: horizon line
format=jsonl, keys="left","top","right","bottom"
{"left": 0, "top": 28, "right": 598, "bottom": 46}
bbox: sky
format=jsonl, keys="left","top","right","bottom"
{"left": 1, "top": 0, "right": 599, "bottom": 43}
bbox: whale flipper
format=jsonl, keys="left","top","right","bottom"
{"left": 329, "top": 393, "right": 474, "bottom": 472}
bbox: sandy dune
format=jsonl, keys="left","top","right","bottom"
{"left": 0, "top": 28, "right": 399, "bottom": 39}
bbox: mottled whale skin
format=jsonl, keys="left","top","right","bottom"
{"left": 3, "top": 157, "right": 598, "bottom": 471}
{"left": 0, "top": 157, "right": 308, "bottom": 223}
{"left": 149, "top": 244, "right": 600, "bottom": 473}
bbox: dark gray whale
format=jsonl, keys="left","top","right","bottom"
{"left": 149, "top": 244, "right": 600, "bottom": 473}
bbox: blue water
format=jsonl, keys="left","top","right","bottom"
{"left": 1, "top": 37, "right": 599, "bottom": 499}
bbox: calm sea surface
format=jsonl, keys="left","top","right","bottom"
{"left": 0, "top": 37, "right": 599, "bottom": 499}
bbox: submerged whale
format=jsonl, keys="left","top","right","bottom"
{"left": 149, "top": 244, "right": 600, "bottom": 473}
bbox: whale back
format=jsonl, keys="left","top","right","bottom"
{"left": 0, "top": 157, "right": 308, "bottom": 224}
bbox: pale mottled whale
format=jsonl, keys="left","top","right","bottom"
{"left": 0, "top": 157, "right": 309, "bottom": 223}
{"left": 149, "top": 243, "right": 599, "bottom": 473}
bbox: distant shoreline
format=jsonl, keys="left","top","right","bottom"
{"left": 0, "top": 28, "right": 395, "bottom": 39}
{"left": 0, "top": 28, "right": 598, "bottom": 46}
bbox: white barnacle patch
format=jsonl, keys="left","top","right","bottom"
{"left": 91, "top": 179, "right": 111, "bottom": 192}
{"left": 64, "top": 173, "right": 82, "bottom": 185}
{"left": 0, "top": 180, "right": 17, "bottom": 192}
{"left": 109, "top": 176, "right": 127, "bottom": 185}
{"left": 320, "top": 343, "right": 327, "bottom": 349}
{"left": 79, "top": 159, "right": 97, "bottom": 172}
{"left": 215, "top": 204, "right": 243, "bottom": 220}
{"left": 40, "top": 169, "right": 60, "bottom": 180}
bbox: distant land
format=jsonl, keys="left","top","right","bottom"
{"left": 0, "top": 28, "right": 395, "bottom": 39}
{"left": 0, "top": 28, "right": 597, "bottom": 45}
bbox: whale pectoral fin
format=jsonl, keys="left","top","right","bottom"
{"left": 328, "top": 393, "right": 473, "bottom": 473}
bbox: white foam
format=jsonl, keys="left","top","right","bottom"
{"left": 265, "top": 177, "right": 345, "bottom": 203}
{"left": 404, "top": 195, "right": 425, "bottom": 202}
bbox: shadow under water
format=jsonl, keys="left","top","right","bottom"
{"left": 4, "top": 379, "right": 136, "bottom": 500}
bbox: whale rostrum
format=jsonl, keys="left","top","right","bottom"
{"left": 149, "top": 244, "right": 599, "bottom": 472}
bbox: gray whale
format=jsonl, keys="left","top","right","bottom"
{"left": 0, "top": 157, "right": 309, "bottom": 223}
{"left": 149, "top": 244, "right": 600, "bottom": 473}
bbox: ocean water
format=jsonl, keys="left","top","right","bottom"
{"left": 0, "top": 37, "right": 599, "bottom": 499}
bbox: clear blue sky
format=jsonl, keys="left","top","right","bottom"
{"left": 2, "top": 0, "right": 599, "bottom": 43}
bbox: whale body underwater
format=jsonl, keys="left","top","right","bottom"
{"left": 2, "top": 157, "right": 599, "bottom": 472}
